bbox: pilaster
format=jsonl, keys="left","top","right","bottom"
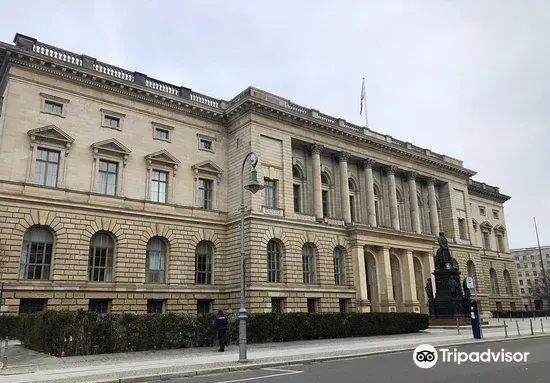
{"left": 428, "top": 177, "right": 440, "bottom": 234}
{"left": 310, "top": 144, "right": 324, "bottom": 221}
{"left": 408, "top": 172, "right": 421, "bottom": 234}
{"left": 363, "top": 159, "right": 377, "bottom": 227}
{"left": 377, "top": 247, "right": 396, "bottom": 312}
{"left": 351, "top": 244, "right": 369, "bottom": 312}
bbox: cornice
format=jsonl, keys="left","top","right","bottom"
{"left": 0, "top": 43, "right": 225, "bottom": 123}
{"left": 227, "top": 99, "right": 476, "bottom": 178}
{"left": 0, "top": 37, "right": 478, "bottom": 179}
{"left": 468, "top": 184, "right": 511, "bottom": 203}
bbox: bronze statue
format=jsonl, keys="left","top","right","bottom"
{"left": 425, "top": 278, "right": 434, "bottom": 301}
{"left": 435, "top": 232, "right": 455, "bottom": 270}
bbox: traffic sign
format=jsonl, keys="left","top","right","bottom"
{"left": 466, "top": 276, "right": 474, "bottom": 289}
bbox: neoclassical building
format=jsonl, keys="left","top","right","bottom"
{"left": 0, "top": 34, "right": 521, "bottom": 315}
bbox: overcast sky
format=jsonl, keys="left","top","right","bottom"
{"left": 1, "top": 1, "right": 548, "bottom": 249}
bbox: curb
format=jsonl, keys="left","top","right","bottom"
{"left": 39, "top": 333, "right": 550, "bottom": 383}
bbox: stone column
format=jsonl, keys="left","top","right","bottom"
{"left": 427, "top": 177, "right": 440, "bottom": 234}
{"left": 339, "top": 152, "right": 351, "bottom": 224}
{"left": 311, "top": 144, "right": 324, "bottom": 221}
{"left": 377, "top": 247, "right": 396, "bottom": 311}
{"left": 363, "top": 159, "right": 377, "bottom": 227}
{"left": 408, "top": 172, "right": 421, "bottom": 234}
{"left": 387, "top": 167, "right": 400, "bottom": 231}
{"left": 351, "top": 244, "right": 369, "bottom": 312}
{"left": 401, "top": 250, "right": 419, "bottom": 311}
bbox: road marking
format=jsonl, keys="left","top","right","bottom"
{"left": 210, "top": 367, "right": 303, "bottom": 383}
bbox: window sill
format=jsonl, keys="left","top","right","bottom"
{"left": 101, "top": 124, "right": 122, "bottom": 131}
{"left": 40, "top": 111, "right": 65, "bottom": 118}
{"left": 153, "top": 136, "right": 171, "bottom": 143}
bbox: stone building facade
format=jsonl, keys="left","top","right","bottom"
{"left": 0, "top": 33, "right": 521, "bottom": 315}
{"left": 512, "top": 246, "right": 550, "bottom": 310}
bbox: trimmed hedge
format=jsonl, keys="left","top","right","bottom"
{"left": 0, "top": 315, "right": 19, "bottom": 339}
{"left": 492, "top": 310, "right": 550, "bottom": 318}
{"left": 10, "top": 311, "right": 428, "bottom": 356}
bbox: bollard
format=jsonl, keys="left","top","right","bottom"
{"left": 457, "top": 317, "right": 460, "bottom": 335}
{"left": 530, "top": 319, "right": 534, "bottom": 335}
{"left": 504, "top": 320, "right": 508, "bottom": 338}
{"left": 541, "top": 319, "right": 545, "bottom": 334}
{"left": 516, "top": 320, "right": 520, "bottom": 336}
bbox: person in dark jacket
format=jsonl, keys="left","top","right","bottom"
{"left": 213, "top": 309, "right": 229, "bottom": 352}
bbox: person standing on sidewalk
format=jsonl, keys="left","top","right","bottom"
{"left": 213, "top": 309, "right": 229, "bottom": 352}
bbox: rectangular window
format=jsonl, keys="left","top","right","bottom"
{"left": 519, "top": 280, "right": 523, "bottom": 285}
{"left": 307, "top": 298, "right": 318, "bottom": 313}
{"left": 19, "top": 299, "right": 47, "bottom": 314}
{"left": 196, "top": 299, "right": 213, "bottom": 314}
{"left": 531, "top": 262, "right": 536, "bottom": 268}
{"left": 151, "top": 170, "right": 169, "bottom": 203}
{"left": 293, "top": 184, "right": 301, "bottom": 213}
{"left": 339, "top": 298, "right": 349, "bottom": 313}
{"left": 495, "top": 302, "right": 503, "bottom": 311}
{"left": 322, "top": 190, "right": 329, "bottom": 217}
{"left": 147, "top": 300, "right": 165, "bottom": 314}
{"left": 264, "top": 178, "right": 277, "bottom": 208}
{"left": 458, "top": 218, "right": 467, "bottom": 240}
{"left": 44, "top": 100, "right": 63, "bottom": 115}
{"left": 35, "top": 148, "right": 60, "bottom": 187}
{"left": 154, "top": 127, "right": 170, "bottom": 141}
{"left": 103, "top": 115, "right": 120, "bottom": 129}
{"left": 520, "top": 288, "right": 525, "bottom": 294}
{"left": 492, "top": 210, "right": 499, "bottom": 219}
{"left": 510, "top": 302, "right": 516, "bottom": 311}
{"left": 198, "top": 178, "right": 213, "bottom": 209}
{"left": 97, "top": 160, "right": 118, "bottom": 195}
{"left": 199, "top": 139, "right": 212, "bottom": 150}
{"left": 271, "top": 298, "right": 284, "bottom": 313}
{"left": 527, "top": 279, "right": 532, "bottom": 285}
{"left": 88, "top": 299, "right": 111, "bottom": 313}
{"left": 88, "top": 247, "right": 113, "bottom": 282}
{"left": 479, "top": 206, "right": 486, "bottom": 216}
{"left": 483, "top": 232, "right": 491, "bottom": 250}
{"left": 349, "top": 195, "right": 356, "bottom": 222}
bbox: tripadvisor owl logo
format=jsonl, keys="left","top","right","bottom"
{"left": 413, "top": 344, "right": 438, "bottom": 368}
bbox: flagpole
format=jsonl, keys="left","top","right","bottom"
{"left": 534, "top": 217, "right": 548, "bottom": 305}
{"left": 363, "top": 77, "right": 369, "bottom": 129}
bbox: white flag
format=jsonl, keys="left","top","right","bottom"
{"left": 360, "top": 78, "right": 366, "bottom": 115}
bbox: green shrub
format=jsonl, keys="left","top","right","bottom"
{"left": 12, "top": 310, "right": 428, "bottom": 356}
{"left": 0, "top": 314, "right": 19, "bottom": 339}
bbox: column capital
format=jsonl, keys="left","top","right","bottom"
{"left": 386, "top": 165, "right": 398, "bottom": 175}
{"left": 309, "top": 143, "right": 324, "bottom": 155}
{"left": 338, "top": 151, "right": 350, "bottom": 162}
{"left": 407, "top": 171, "right": 418, "bottom": 181}
{"left": 361, "top": 158, "right": 376, "bottom": 169}
{"left": 427, "top": 177, "right": 438, "bottom": 185}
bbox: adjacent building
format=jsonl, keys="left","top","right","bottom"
{"left": 0, "top": 33, "right": 522, "bottom": 316}
{"left": 512, "top": 246, "right": 550, "bottom": 310}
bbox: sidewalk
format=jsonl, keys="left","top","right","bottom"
{"left": 1, "top": 318, "right": 548, "bottom": 383}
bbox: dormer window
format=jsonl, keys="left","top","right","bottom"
{"left": 44, "top": 100, "right": 63, "bottom": 115}
{"left": 197, "top": 133, "right": 216, "bottom": 152}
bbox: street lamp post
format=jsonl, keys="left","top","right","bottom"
{"left": 239, "top": 152, "right": 264, "bottom": 362}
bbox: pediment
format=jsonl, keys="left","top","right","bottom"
{"left": 145, "top": 149, "right": 180, "bottom": 167}
{"left": 192, "top": 160, "right": 223, "bottom": 176}
{"left": 91, "top": 138, "right": 131, "bottom": 157}
{"left": 27, "top": 125, "right": 74, "bottom": 146}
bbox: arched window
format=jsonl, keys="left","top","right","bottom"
{"left": 195, "top": 241, "right": 213, "bottom": 284}
{"left": 373, "top": 183, "right": 383, "bottom": 226}
{"left": 503, "top": 270, "right": 513, "bottom": 295}
{"left": 333, "top": 247, "right": 346, "bottom": 285}
{"left": 467, "top": 260, "right": 477, "bottom": 281}
{"left": 489, "top": 268, "right": 499, "bottom": 295}
{"left": 267, "top": 240, "right": 282, "bottom": 282}
{"left": 417, "top": 194, "right": 426, "bottom": 233}
{"left": 396, "top": 189, "right": 406, "bottom": 231}
{"left": 348, "top": 178, "right": 358, "bottom": 223}
{"left": 88, "top": 232, "right": 114, "bottom": 282}
{"left": 20, "top": 227, "right": 53, "bottom": 280}
{"left": 302, "top": 243, "right": 316, "bottom": 284}
{"left": 146, "top": 237, "right": 166, "bottom": 283}
{"left": 292, "top": 164, "right": 304, "bottom": 213}
{"left": 321, "top": 171, "right": 331, "bottom": 218}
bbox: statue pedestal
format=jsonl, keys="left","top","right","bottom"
{"left": 429, "top": 266, "right": 470, "bottom": 319}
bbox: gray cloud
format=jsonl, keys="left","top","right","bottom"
{"left": 1, "top": 0, "right": 548, "bottom": 247}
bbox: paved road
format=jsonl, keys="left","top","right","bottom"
{"left": 170, "top": 337, "right": 550, "bottom": 383}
